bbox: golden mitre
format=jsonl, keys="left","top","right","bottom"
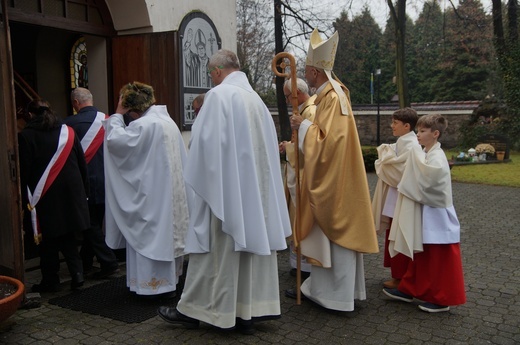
{"left": 305, "top": 28, "right": 338, "bottom": 71}
{"left": 306, "top": 28, "right": 350, "bottom": 115}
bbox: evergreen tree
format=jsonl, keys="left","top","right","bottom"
{"left": 433, "top": 0, "right": 494, "bottom": 101}
{"left": 409, "top": 0, "right": 444, "bottom": 102}
{"left": 333, "top": 8, "right": 382, "bottom": 104}
{"left": 378, "top": 14, "right": 414, "bottom": 104}
{"left": 490, "top": 0, "right": 520, "bottom": 149}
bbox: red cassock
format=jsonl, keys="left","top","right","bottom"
{"left": 384, "top": 224, "right": 411, "bottom": 279}
{"left": 399, "top": 243, "right": 466, "bottom": 306}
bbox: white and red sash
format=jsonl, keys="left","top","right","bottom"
{"left": 27, "top": 125, "right": 75, "bottom": 244}
{"left": 81, "top": 112, "right": 107, "bottom": 163}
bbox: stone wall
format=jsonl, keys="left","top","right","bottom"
{"left": 270, "top": 101, "right": 479, "bottom": 149}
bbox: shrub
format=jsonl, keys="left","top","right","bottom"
{"left": 363, "top": 147, "right": 378, "bottom": 172}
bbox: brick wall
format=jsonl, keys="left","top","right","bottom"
{"left": 270, "top": 101, "right": 479, "bottom": 149}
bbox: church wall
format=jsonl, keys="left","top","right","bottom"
{"left": 106, "top": 0, "right": 237, "bottom": 52}
{"left": 353, "top": 110, "right": 471, "bottom": 149}
{"left": 270, "top": 103, "right": 479, "bottom": 149}
{"left": 105, "top": 0, "right": 237, "bottom": 144}
{"left": 84, "top": 36, "right": 109, "bottom": 114}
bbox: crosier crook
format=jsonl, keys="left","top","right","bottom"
{"left": 272, "top": 52, "right": 303, "bottom": 305}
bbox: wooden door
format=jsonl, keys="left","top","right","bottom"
{"left": 0, "top": 0, "right": 24, "bottom": 281}
{"left": 111, "top": 31, "right": 181, "bottom": 126}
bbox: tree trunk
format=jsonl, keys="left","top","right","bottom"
{"left": 274, "top": 0, "right": 291, "bottom": 141}
{"left": 387, "top": 0, "right": 410, "bottom": 107}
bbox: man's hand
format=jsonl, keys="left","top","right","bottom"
{"left": 279, "top": 141, "right": 289, "bottom": 154}
{"left": 290, "top": 115, "right": 303, "bottom": 131}
{"left": 115, "top": 95, "right": 130, "bottom": 115}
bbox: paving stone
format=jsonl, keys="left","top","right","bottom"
{"left": 0, "top": 174, "right": 519, "bottom": 344}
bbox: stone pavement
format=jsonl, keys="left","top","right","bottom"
{"left": 1, "top": 173, "right": 519, "bottom": 344}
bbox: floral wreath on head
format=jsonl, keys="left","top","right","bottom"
{"left": 120, "top": 81, "right": 156, "bottom": 113}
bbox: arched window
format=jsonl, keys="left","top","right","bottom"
{"left": 70, "top": 36, "right": 88, "bottom": 89}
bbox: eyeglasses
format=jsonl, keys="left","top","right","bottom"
{"left": 207, "top": 65, "right": 223, "bottom": 74}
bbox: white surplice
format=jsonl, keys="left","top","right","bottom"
{"left": 103, "top": 106, "right": 189, "bottom": 295}
{"left": 389, "top": 142, "right": 461, "bottom": 259}
{"left": 178, "top": 71, "right": 291, "bottom": 328}
{"left": 372, "top": 131, "right": 420, "bottom": 234}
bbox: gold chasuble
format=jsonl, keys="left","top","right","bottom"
{"left": 298, "top": 82, "right": 379, "bottom": 257}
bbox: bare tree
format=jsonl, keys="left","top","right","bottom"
{"left": 273, "top": 0, "right": 338, "bottom": 140}
{"left": 277, "top": 1, "right": 339, "bottom": 63}
{"left": 237, "top": 0, "right": 275, "bottom": 94}
{"left": 240, "top": 0, "right": 354, "bottom": 140}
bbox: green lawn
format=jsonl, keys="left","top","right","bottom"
{"left": 445, "top": 150, "right": 520, "bottom": 188}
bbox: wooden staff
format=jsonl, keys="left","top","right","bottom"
{"left": 271, "top": 52, "right": 302, "bottom": 305}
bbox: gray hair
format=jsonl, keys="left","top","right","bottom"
{"left": 71, "top": 87, "right": 93, "bottom": 104}
{"left": 209, "top": 49, "right": 240, "bottom": 70}
{"left": 284, "top": 78, "right": 309, "bottom": 95}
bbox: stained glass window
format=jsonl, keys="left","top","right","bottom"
{"left": 70, "top": 36, "right": 88, "bottom": 89}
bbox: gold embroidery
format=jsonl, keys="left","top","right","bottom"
{"left": 34, "top": 233, "right": 42, "bottom": 245}
{"left": 140, "top": 277, "right": 169, "bottom": 290}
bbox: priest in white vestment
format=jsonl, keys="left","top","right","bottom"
{"left": 157, "top": 49, "right": 291, "bottom": 335}
{"left": 103, "top": 82, "right": 189, "bottom": 296}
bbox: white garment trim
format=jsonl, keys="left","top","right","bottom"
{"left": 81, "top": 111, "right": 105, "bottom": 153}
{"left": 27, "top": 125, "right": 71, "bottom": 243}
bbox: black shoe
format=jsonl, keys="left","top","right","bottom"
{"left": 21, "top": 299, "right": 41, "bottom": 309}
{"left": 382, "top": 288, "right": 413, "bottom": 303}
{"left": 71, "top": 272, "right": 84, "bottom": 290}
{"left": 289, "top": 268, "right": 310, "bottom": 280}
{"left": 31, "top": 282, "right": 60, "bottom": 293}
{"left": 157, "top": 306, "right": 200, "bottom": 329}
{"left": 252, "top": 314, "right": 281, "bottom": 322}
{"left": 284, "top": 288, "right": 307, "bottom": 300}
{"left": 93, "top": 266, "right": 120, "bottom": 279}
{"left": 236, "top": 318, "right": 255, "bottom": 335}
{"left": 71, "top": 280, "right": 84, "bottom": 290}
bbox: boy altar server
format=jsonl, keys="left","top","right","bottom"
{"left": 372, "top": 108, "right": 420, "bottom": 289}
{"left": 383, "top": 114, "right": 466, "bottom": 313}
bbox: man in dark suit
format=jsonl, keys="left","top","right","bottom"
{"left": 64, "top": 88, "right": 119, "bottom": 279}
